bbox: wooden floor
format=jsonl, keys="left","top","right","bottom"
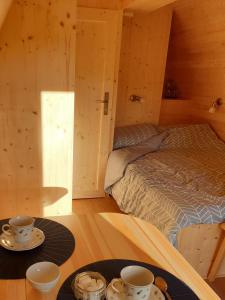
{"left": 72, "top": 196, "right": 121, "bottom": 214}
{"left": 207, "top": 278, "right": 225, "bottom": 299}
{"left": 73, "top": 197, "right": 225, "bottom": 299}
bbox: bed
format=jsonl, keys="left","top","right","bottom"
{"left": 105, "top": 123, "right": 225, "bottom": 278}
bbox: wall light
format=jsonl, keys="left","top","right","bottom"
{"left": 130, "top": 94, "right": 144, "bottom": 103}
{"left": 209, "top": 98, "right": 223, "bottom": 114}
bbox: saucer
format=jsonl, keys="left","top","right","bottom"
{"left": 106, "top": 283, "right": 165, "bottom": 300}
{"left": 150, "top": 285, "right": 165, "bottom": 300}
{"left": 0, "top": 227, "right": 45, "bottom": 251}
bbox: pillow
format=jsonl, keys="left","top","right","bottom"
{"left": 105, "top": 131, "right": 168, "bottom": 190}
{"left": 113, "top": 123, "right": 158, "bottom": 149}
{"left": 160, "top": 124, "right": 222, "bottom": 150}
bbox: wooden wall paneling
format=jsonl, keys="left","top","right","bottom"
{"left": 163, "top": 0, "right": 225, "bottom": 141}
{"left": 160, "top": 98, "right": 225, "bottom": 140}
{"left": 0, "top": 0, "right": 13, "bottom": 30}
{"left": 77, "top": 0, "right": 122, "bottom": 9}
{"left": 190, "top": 100, "right": 225, "bottom": 141}
{"left": 122, "top": 0, "right": 176, "bottom": 12}
{"left": 116, "top": 5, "right": 172, "bottom": 127}
{"left": 159, "top": 99, "right": 194, "bottom": 125}
{"left": 0, "top": 0, "right": 76, "bottom": 215}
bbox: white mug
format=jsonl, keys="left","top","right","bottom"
{"left": 2, "top": 216, "right": 35, "bottom": 243}
{"left": 107, "top": 265, "right": 154, "bottom": 300}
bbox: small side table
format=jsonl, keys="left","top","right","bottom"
{"left": 208, "top": 223, "right": 225, "bottom": 282}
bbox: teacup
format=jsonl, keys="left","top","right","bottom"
{"left": 26, "top": 262, "right": 60, "bottom": 293}
{"left": 2, "top": 216, "right": 35, "bottom": 243}
{"left": 107, "top": 266, "right": 154, "bottom": 300}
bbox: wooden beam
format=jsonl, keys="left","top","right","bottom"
{"left": 122, "top": 0, "right": 176, "bottom": 11}
{"left": 0, "top": 0, "right": 13, "bottom": 29}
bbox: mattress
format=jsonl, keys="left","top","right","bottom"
{"left": 108, "top": 124, "right": 225, "bottom": 244}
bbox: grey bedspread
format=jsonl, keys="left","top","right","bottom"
{"left": 107, "top": 124, "right": 225, "bottom": 245}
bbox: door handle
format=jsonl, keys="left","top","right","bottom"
{"left": 96, "top": 92, "right": 109, "bottom": 115}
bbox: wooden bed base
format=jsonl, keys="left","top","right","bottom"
{"left": 177, "top": 223, "right": 225, "bottom": 279}
{"left": 109, "top": 194, "right": 225, "bottom": 279}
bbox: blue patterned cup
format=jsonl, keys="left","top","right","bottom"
{"left": 2, "top": 215, "right": 35, "bottom": 243}
{"left": 108, "top": 266, "right": 154, "bottom": 300}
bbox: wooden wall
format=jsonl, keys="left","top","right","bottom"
{"left": 78, "top": 0, "right": 176, "bottom": 11}
{"left": 0, "top": 0, "right": 13, "bottom": 29}
{"left": 77, "top": 0, "right": 122, "bottom": 9}
{"left": 162, "top": 0, "right": 225, "bottom": 141}
{"left": 0, "top": 0, "right": 76, "bottom": 215}
{"left": 123, "top": 0, "right": 176, "bottom": 11}
{"left": 159, "top": 99, "right": 193, "bottom": 126}
{"left": 116, "top": 5, "right": 172, "bottom": 127}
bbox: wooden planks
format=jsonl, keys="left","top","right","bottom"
{"left": 77, "top": 0, "right": 177, "bottom": 11}
{"left": 177, "top": 224, "right": 225, "bottom": 280}
{"left": 164, "top": 0, "right": 225, "bottom": 141}
{"left": 122, "top": 0, "right": 176, "bottom": 11}
{"left": 159, "top": 99, "right": 194, "bottom": 125}
{"left": 208, "top": 224, "right": 225, "bottom": 282}
{"left": 77, "top": 0, "right": 122, "bottom": 9}
{"left": 0, "top": 0, "right": 13, "bottom": 30}
{"left": 190, "top": 101, "right": 225, "bottom": 141}
{"left": 0, "top": 0, "right": 76, "bottom": 214}
{"left": 116, "top": 5, "right": 172, "bottom": 126}
{"left": 72, "top": 196, "right": 121, "bottom": 214}
{"left": 0, "top": 188, "right": 69, "bottom": 219}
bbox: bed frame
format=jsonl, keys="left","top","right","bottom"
{"left": 177, "top": 223, "right": 225, "bottom": 279}
{"left": 109, "top": 189, "right": 225, "bottom": 279}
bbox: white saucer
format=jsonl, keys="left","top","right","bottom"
{"left": 150, "top": 285, "right": 165, "bottom": 300}
{"left": 106, "top": 283, "right": 165, "bottom": 300}
{"left": 0, "top": 227, "right": 45, "bottom": 251}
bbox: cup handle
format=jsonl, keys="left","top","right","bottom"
{"left": 111, "top": 279, "right": 124, "bottom": 293}
{"left": 2, "top": 224, "right": 12, "bottom": 236}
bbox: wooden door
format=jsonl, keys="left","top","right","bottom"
{"left": 73, "top": 8, "right": 122, "bottom": 199}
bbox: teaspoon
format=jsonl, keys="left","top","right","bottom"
{"left": 155, "top": 276, "right": 172, "bottom": 300}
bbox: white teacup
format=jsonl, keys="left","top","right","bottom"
{"left": 107, "top": 266, "right": 154, "bottom": 300}
{"left": 2, "top": 216, "right": 35, "bottom": 243}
